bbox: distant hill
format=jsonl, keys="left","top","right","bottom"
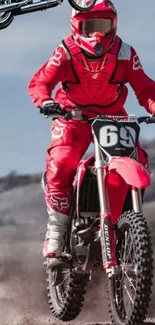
{"left": 0, "top": 171, "right": 41, "bottom": 193}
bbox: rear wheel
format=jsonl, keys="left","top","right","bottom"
{"left": 0, "top": 0, "right": 14, "bottom": 29}
{"left": 0, "top": 11, "right": 13, "bottom": 29}
{"left": 108, "top": 210, "right": 153, "bottom": 325}
{"left": 68, "top": 0, "right": 97, "bottom": 11}
{"left": 45, "top": 168, "right": 99, "bottom": 320}
{"left": 46, "top": 266, "right": 89, "bottom": 321}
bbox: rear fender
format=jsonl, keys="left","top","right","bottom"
{"left": 108, "top": 156, "right": 151, "bottom": 189}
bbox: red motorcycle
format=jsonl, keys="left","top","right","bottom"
{"left": 42, "top": 109, "right": 154, "bottom": 325}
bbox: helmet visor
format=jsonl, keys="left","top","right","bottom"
{"left": 80, "top": 18, "right": 113, "bottom": 35}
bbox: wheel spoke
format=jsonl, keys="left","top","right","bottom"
{"left": 126, "top": 232, "right": 134, "bottom": 262}
{"left": 55, "top": 270, "right": 71, "bottom": 300}
{"left": 123, "top": 270, "right": 136, "bottom": 291}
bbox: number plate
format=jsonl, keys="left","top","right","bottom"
{"left": 92, "top": 119, "right": 140, "bottom": 158}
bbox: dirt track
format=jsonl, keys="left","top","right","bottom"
{"left": 0, "top": 184, "right": 155, "bottom": 325}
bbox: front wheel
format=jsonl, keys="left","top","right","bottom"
{"left": 68, "top": 0, "right": 96, "bottom": 11}
{"left": 108, "top": 210, "right": 153, "bottom": 325}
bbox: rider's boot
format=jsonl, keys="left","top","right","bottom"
{"left": 43, "top": 208, "right": 69, "bottom": 268}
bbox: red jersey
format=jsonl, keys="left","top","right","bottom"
{"left": 28, "top": 35, "right": 155, "bottom": 117}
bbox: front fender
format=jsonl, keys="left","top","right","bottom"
{"left": 108, "top": 156, "right": 151, "bottom": 189}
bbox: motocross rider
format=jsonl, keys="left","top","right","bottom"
{"left": 27, "top": 0, "right": 155, "bottom": 266}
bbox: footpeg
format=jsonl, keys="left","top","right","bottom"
{"left": 45, "top": 253, "right": 72, "bottom": 270}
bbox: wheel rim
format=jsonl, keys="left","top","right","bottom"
{"left": 68, "top": 0, "right": 96, "bottom": 11}
{"left": 114, "top": 227, "right": 137, "bottom": 321}
{"left": 48, "top": 268, "right": 71, "bottom": 306}
{"left": 0, "top": 0, "right": 11, "bottom": 23}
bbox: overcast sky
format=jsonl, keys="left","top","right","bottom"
{"left": 0, "top": 0, "right": 155, "bottom": 176}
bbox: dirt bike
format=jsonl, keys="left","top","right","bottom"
{"left": 0, "top": 0, "right": 96, "bottom": 30}
{"left": 41, "top": 108, "right": 154, "bottom": 325}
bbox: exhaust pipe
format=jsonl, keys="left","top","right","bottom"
{"left": 0, "top": 0, "right": 30, "bottom": 13}
{"left": 20, "top": 0, "right": 61, "bottom": 12}
{"left": 0, "top": 0, "right": 60, "bottom": 14}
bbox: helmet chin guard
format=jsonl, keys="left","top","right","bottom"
{"left": 94, "top": 43, "right": 103, "bottom": 55}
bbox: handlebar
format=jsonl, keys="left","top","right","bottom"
{"left": 40, "top": 106, "right": 155, "bottom": 125}
{"left": 137, "top": 115, "right": 155, "bottom": 124}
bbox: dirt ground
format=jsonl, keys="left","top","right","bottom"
{"left": 0, "top": 184, "right": 155, "bottom": 325}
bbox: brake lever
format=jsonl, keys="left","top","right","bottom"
{"left": 145, "top": 114, "right": 155, "bottom": 124}
{"left": 63, "top": 109, "right": 83, "bottom": 120}
{"left": 63, "top": 111, "right": 73, "bottom": 120}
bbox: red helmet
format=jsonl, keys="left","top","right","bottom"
{"left": 70, "top": 0, "right": 117, "bottom": 56}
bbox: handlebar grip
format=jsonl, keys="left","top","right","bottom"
{"left": 39, "top": 107, "right": 69, "bottom": 117}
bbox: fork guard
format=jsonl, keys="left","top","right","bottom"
{"left": 108, "top": 156, "right": 151, "bottom": 189}
{"left": 0, "top": 0, "right": 60, "bottom": 15}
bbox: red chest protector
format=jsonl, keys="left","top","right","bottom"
{"left": 62, "top": 35, "right": 123, "bottom": 108}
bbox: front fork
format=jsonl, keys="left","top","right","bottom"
{"left": 94, "top": 139, "right": 143, "bottom": 278}
{"left": 94, "top": 136, "right": 116, "bottom": 278}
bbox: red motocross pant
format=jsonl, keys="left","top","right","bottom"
{"left": 45, "top": 118, "right": 148, "bottom": 216}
